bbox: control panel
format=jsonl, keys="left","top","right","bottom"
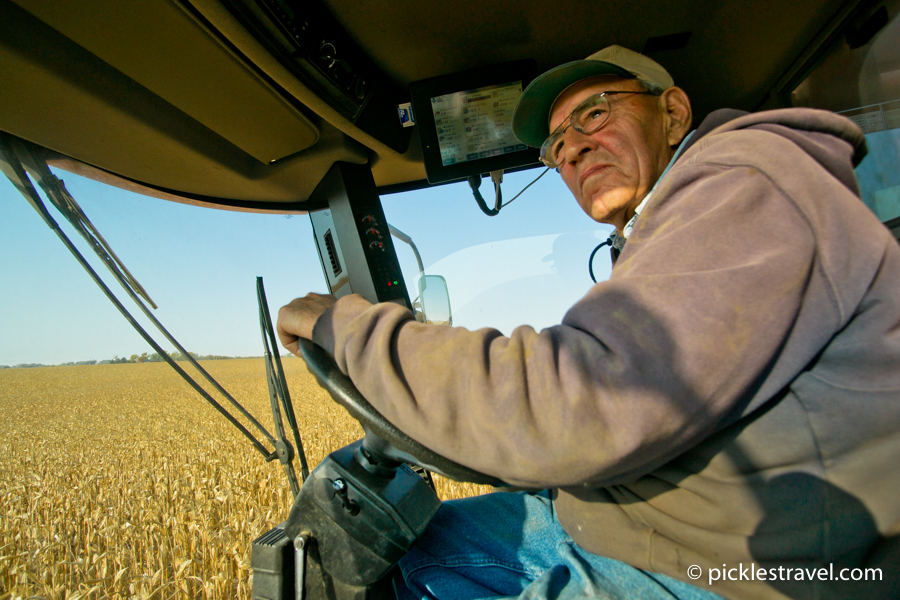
{"left": 256, "top": 0, "right": 370, "bottom": 114}
{"left": 219, "top": 0, "right": 410, "bottom": 153}
{"left": 357, "top": 213, "right": 406, "bottom": 303}
{"left": 308, "top": 163, "right": 410, "bottom": 309}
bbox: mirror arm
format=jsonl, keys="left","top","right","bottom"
{"left": 388, "top": 224, "right": 425, "bottom": 279}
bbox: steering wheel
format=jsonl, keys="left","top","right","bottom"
{"left": 298, "top": 339, "right": 504, "bottom": 486}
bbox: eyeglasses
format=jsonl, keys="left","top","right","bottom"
{"left": 540, "top": 91, "right": 660, "bottom": 168}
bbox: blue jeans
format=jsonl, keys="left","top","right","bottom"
{"left": 393, "top": 491, "right": 725, "bottom": 600}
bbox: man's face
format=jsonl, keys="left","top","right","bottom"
{"left": 548, "top": 76, "right": 675, "bottom": 231}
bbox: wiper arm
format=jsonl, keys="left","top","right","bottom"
{"left": 257, "top": 276, "right": 310, "bottom": 497}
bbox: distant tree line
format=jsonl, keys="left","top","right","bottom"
{"left": 1, "top": 351, "right": 266, "bottom": 369}
{"left": 94, "top": 351, "right": 239, "bottom": 364}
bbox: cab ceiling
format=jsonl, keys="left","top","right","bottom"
{"left": 326, "top": 0, "right": 851, "bottom": 117}
{"left": 0, "top": 0, "right": 857, "bottom": 210}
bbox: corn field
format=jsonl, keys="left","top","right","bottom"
{"left": 0, "top": 358, "right": 491, "bottom": 599}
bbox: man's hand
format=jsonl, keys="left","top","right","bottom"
{"left": 277, "top": 293, "right": 337, "bottom": 356}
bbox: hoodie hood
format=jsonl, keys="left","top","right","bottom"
{"left": 681, "top": 108, "right": 868, "bottom": 199}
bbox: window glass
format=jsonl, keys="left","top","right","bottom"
{"left": 0, "top": 169, "right": 324, "bottom": 366}
{"left": 381, "top": 168, "right": 614, "bottom": 336}
{"left": 1, "top": 165, "right": 611, "bottom": 363}
{"left": 790, "top": 1, "right": 900, "bottom": 225}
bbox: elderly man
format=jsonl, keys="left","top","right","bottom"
{"left": 278, "top": 46, "right": 899, "bottom": 599}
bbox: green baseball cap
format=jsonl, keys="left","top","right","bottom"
{"left": 512, "top": 45, "right": 675, "bottom": 148}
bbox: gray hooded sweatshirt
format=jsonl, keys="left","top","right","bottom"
{"left": 313, "top": 108, "right": 900, "bottom": 599}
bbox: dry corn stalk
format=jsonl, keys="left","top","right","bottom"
{"left": 0, "top": 358, "right": 490, "bottom": 599}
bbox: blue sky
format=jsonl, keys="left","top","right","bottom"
{"left": 0, "top": 165, "right": 612, "bottom": 366}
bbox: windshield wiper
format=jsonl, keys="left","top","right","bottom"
{"left": 0, "top": 133, "right": 280, "bottom": 463}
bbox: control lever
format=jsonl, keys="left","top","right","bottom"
{"left": 332, "top": 479, "right": 360, "bottom": 515}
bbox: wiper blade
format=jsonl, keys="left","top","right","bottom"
{"left": 257, "top": 277, "right": 310, "bottom": 497}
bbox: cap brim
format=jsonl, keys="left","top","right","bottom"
{"left": 512, "top": 61, "right": 634, "bottom": 148}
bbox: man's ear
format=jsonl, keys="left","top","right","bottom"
{"left": 659, "top": 87, "right": 693, "bottom": 147}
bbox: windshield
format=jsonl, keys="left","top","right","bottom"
{"left": 0, "top": 169, "right": 325, "bottom": 365}
{"left": 1, "top": 167, "right": 611, "bottom": 366}
{"left": 0, "top": 163, "right": 609, "bottom": 596}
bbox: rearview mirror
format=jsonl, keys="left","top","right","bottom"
{"left": 417, "top": 275, "right": 452, "bottom": 325}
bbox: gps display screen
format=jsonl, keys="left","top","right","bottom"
{"left": 430, "top": 82, "right": 528, "bottom": 166}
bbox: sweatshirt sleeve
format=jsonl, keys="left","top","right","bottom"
{"left": 311, "top": 143, "right": 823, "bottom": 489}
